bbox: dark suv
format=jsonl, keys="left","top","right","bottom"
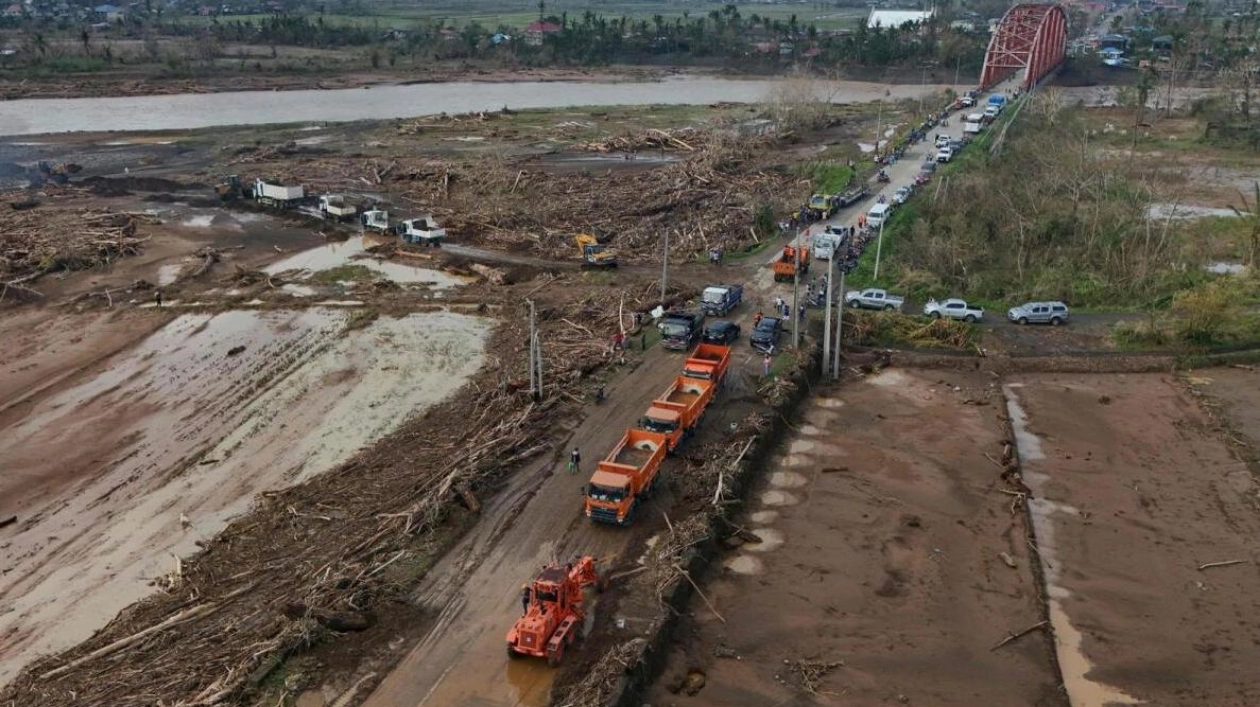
{"left": 702, "top": 320, "right": 741, "bottom": 345}
{"left": 750, "top": 317, "right": 783, "bottom": 350}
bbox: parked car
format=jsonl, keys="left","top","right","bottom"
{"left": 915, "top": 171, "right": 933, "bottom": 186}
{"left": 960, "top": 95, "right": 976, "bottom": 108}
{"left": 924, "top": 298, "right": 984, "bottom": 322}
{"left": 702, "top": 320, "right": 742, "bottom": 344}
{"left": 1008, "top": 301, "right": 1070, "bottom": 325}
{"left": 892, "top": 186, "right": 913, "bottom": 205}
{"left": 845, "top": 288, "right": 905, "bottom": 311}
{"left": 936, "top": 147, "right": 954, "bottom": 163}
{"left": 750, "top": 317, "right": 783, "bottom": 350}
{"left": 934, "top": 134, "right": 952, "bottom": 148}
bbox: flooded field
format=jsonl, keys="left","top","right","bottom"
{"left": 652, "top": 370, "right": 1060, "bottom": 706}
{"left": 1005, "top": 374, "right": 1260, "bottom": 707}
{"left": 0, "top": 308, "right": 490, "bottom": 687}
{"left": 265, "top": 235, "right": 466, "bottom": 287}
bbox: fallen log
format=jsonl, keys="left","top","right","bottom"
{"left": 281, "top": 602, "right": 374, "bottom": 632}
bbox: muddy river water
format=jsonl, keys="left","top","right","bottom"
{"left": 0, "top": 76, "right": 947, "bottom": 135}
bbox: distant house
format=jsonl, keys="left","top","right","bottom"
{"left": 3, "top": 2, "right": 23, "bottom": 16}
{"left": 523, "top": 20, "right": 561, "bottom": 46}
{"left": 490, "top": 32, "right": 511, "bottom": 45}
{"left": 866, "top": 9, "right": 934, "bottom": 30}
{"left": 93, "top": 2, "right": 123, "bottom": 20}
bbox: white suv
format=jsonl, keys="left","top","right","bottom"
{"left": 936, "top": 147, "right": 954, "bottom": 163}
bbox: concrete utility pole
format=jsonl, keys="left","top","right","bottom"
{"left": 872, "top": 218, "right": 887, "bottom": 282}
{"left": 791, "top": 239, "right": 801, "bottom": 348}
{"left": 660, "top": 229, "right": 669, "bottom": 303}
{"left": 833, "top": 267, "right": 845, "bottom": 378}
{"left": 527, "top": 299, "right": 542, "bottom": 401}
{"left": 874, "top": 98, "right": 884, "bottom": 157}
{"left": 822, "top": 248, "right": 834, "bottom": 374}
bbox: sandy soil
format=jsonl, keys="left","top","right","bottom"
{"left": 1005, "top": 373, "right": 1260, "bottom": 707}
{"left": 649, "top": 369, "right": 1062, "bottom": 707}
{"left": 0, "top": 307, "right": 489, "bottom": 687}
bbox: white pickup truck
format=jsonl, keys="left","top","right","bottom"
{"left": 924, "top": 298, "right": 984, "bottom": 322}
{"left": 844, "top": 288, "right": 904, "bottom": 311}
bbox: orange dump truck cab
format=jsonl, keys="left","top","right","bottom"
{"left": 773, "top": 245, "right": 811, "bottom": 282}
{"left": 584, "top": 429, "right": 668, "bottom": 525}
{"left": 636, "top": 376, "right": 714, "bottom": 452}
{"left": 682, "top": 343, "right": 731, "bottom": 386}
{"left": 506, "top": 556, "right": 602, "bottom": 666}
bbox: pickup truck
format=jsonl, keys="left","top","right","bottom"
{"left": 924, "top": 298, "right": 984, "bottom": 322}
{"left": 682, "top": 343, "right": 731, "bottom": 385}
{"left": 584, "top": 429, "right": 668, "bottom": 525}
{"left": 936, "top": 147, "right": 954, "bottom": 163}
{"left": 636, "top": 375, "right": 715, "bottom": 452}
{"left": 845, "top": 288, "right": 904, "bottom": 311}
{"left": 811, "top": 230, "right": 845, "bottom": 261}
{"left": 701, "top": 284, "right": 742, "bottom": 316}
{"left": 659, "top": 310, "right": 706, "bottom": 351}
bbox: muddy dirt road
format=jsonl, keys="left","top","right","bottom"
{"left": 351, "top": 339, "right": 763, "bottom": 707}
{"left": 0, "top": 307, "right": 489, "bottom": 686}
{"left": 1005, "top": 373, "right": 1260, "bottom": 707}
{"left": 649, "top": 369, "right": 1061, "bottom": 707}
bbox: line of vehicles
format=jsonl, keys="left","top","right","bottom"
{"left": 842, "top": 287, "right": 1072, "bottom": 325}
{"left": 215, "top": 175, "right": 450, "bottom": 246}
{"left": 583, "top": 341, "right": 732, "bottom": 526}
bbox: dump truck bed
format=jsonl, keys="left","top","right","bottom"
{"left": 663, "top": 389, "right": 701, "bottom": 405}
{"left": 610, "top": 445, "right": 655, "bottom": 467}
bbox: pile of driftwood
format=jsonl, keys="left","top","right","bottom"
{"left": 579, "top": 127, "right": 703, "bottom": 153}
{"left": 0, "top": 286, "right": 655, "bottom": 707}
{"left": 0, "top": 196, "right": 156, "bottom": 296}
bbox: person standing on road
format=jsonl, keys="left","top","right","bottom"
{"left": 763, "top": 353, "right": 772, "bottom": 377}
{"left": 521, "top": 584, "right": 531, "bottom": 614}
{"left": 568, "top": 447, "right": 581, "bottom": 475}
{"left": 154, "top": 290, "right": 163, "bottom": 308}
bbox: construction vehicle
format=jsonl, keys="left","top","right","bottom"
{"left": 811, "top": 229, "right": 846, "bottom": 261}
{"left": 584, "top": 429, "right": 668, "bottom": 525}
{"left": 700, "top": 284, "right": 742, "bottom": 316}
{"left": 506, "top": 556, "right": 604, "bottom": 666}
{"left": 659, "top": 310, "right": 706, "bottom": 351}
{"left": 834, "top": 183, "right": 868, "bottom": 208}
{"left": 360, "top": 209, "right": 391, "bottom": 232}
{"left": 636, "top": 375, "right": 714, "bottom": 452}
{"left": 807, "top": 193, "right": 838, "bottom": 219}
{"left": 319, "top": 194, "right": 358, "bottom": 222}
{"left": 215, "top": 174, "right": 244, "bottom": 202}
{"left": 397, "top": 215, "right": 446, "bottom": 247}
{"left": 772, "top": 244, "right": 811, "bottom": 282}
{"left": 681, "top": 343, "right": 731, "bottom": 386}
{"left": 575, "top": 233, "right": 618, "bottom": 268}
{"left": 253, "top": 178, "right": 305, "bottom": 208}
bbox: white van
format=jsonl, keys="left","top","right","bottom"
{"left": 866, "top": 203, "right": 892, "bottom": 229}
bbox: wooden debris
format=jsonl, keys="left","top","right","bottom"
{"left": 1197, "top": 559, "right": 1249, "bottom": 571}
{"left": 788, "top": 659, "right": 842, "bottom": 696}
{"left": 990, "top": 620, "right": 1049, "bottom": 651}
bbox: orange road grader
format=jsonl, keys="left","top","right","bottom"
{"left": 506, "top": 555, "right": 606, "bottom": 666}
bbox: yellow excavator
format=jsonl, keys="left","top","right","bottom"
{"left": 575, "top": 233, "right": 618, "bottom": 268}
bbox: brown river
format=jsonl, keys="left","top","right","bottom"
{"left": 0, "top": 76, "right": 949, "bottom": 135}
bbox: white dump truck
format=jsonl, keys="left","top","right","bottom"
{"left": 360, "top": 209, "right": 391, "bottom": 232}
{"left": 319, "top": 194, "right": 358, "bottom": 221}
{"left": 397, "top": 215, "right": 447, "bottom": 247}
{"left": 253, "top": 178, "right": 304, "bottom": 207}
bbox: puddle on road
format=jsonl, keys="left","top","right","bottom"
{"left": 0, "top": 308, "right": 491, "bottom": 687}
{"left": 782, "top": 453, "right": 811, "bottom": 467}
{"left": 1002, "top": 384, "right": 1140, "bottom": 707}
{"left": 157, "top": 263, "right": 183, "bottom": 286}
{"left": 265, "top": 235, "right": 464, "bottom": 287}
{"left": 867, "top": 370, "right": 907, "bottom": 387}
{"left": 282, "top": 283, "right": 317, "bottom": 297}
{"left": 769, "top": 471, "right": 808, "bottom": 488}
{"left": 815, "top": 397, "right": 846, "bottom": 408}
{"left": 750, "top": 510, "right": 778, "bottom": 524}
{"left": 760, "top": 490, "right": 799, "bottom": 506}
{"left": 798, "top": 424, "right": 821, "bottom": 436}
{"left": 725, "top": 554, "right": 764, "bottom": 575}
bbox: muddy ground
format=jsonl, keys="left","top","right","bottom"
{"left": 1005, "top": 372, "right": 1260, "bottom": 707}
{"left": 649, "top": 369, "right": 1063, "bottom": 707}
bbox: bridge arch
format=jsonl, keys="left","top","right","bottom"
{"left": 980, "top": 4, "right": 1068, "bottom": 90}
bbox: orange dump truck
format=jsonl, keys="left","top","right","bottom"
{"left": 637, "top": 375, "right": 714, "bottom": 452}
{"left": 584, "top": 429, "right": 668, "bottom": 525}
{"left": 772, "top": 244, "right": 811, "bottom": 282}
{"left": 682, "top": 343, "right": 731, "bottom": 386}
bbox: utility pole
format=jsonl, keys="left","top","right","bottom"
{"left": 527, "top": 299, "right": 542, "bottom": 402}
{"left": 833, "top": 265, "right": 845, "bottom": 377}
{"left": 822, "top": 247, "right": 834, "bottom": 374}
{"left": 660, "top": 229, "right": 669, "bottom": 303}
{"left": 954, "top": 55, "right": 961, "bottom": 93}
{"left": 872, "top": 218, "right": 887, "bottom": 282}
{"left": 791, "top": 238, "right": 801, "bottom": 349}
{"left": 874, "top": 98, "right": 884, "bottom": 158}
